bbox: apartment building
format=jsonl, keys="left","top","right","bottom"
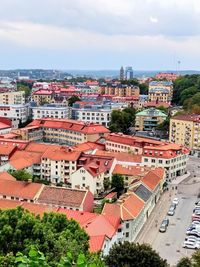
{"left": 170, "top": 114, "right": 200, "bottom": 157}
{"left": 155, "top": 72, "right": 178, "bottom": 81}
{"left": 148, "top": 81, "right": 173, "bottom": 102}
{"left": 31, "top": 104, "right": 69, "bottom": 120}
{"left": 0, "top": 91, "right": 25, "bottom": 105}
{"left": 71, "top": 154, "right": 116, "bottom": 196}
{"left": 135, "top": 108, "right": 167, "bottom": 131}
{"left": 32, "top": 90, "right": 54, "bottom": 105}
{"left": 100, "top": 85, "right": 140, "bottom": 97}
{"left": 104, "top": 133, "right": 189, "bottom": 181}
{"left": 16, "top": 118, "right": 110, "bottom": 145}
{"left": 102, "top": 168, "right": 164, "bottom": 242}
{"left": 0, "top": 104, "right": 29, "bottom": 123}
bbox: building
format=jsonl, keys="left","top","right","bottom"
{"left": 0, "top": 117, "right": 12, "bottom": 134}
{"left": 31, "top": 90, "right": 54, "bottom": 105}
{"left": 125, "top": 66, "right": 133, "bottom": 80}
{"left": 71, "top": 154, "right": 116, "bottom": 196}
{"left": 148, "top": 81, "right": 173, "bottom": 102}
{"left": 31, "top": 104, "right": 69, "bottom": 120}
{"left": 102, "top": 168, "right": 164, "bottom": 242}
{"left": 0, "top": 104, "right": 29, "bottom": 123}
{"left": 104, "top": 133, "right": 189, "bottom": 181}
{"left": 119, "top": 66, "right": 124, "bottom": 80}
{"left": 0, "top": 178, "right": 94, "bottom": 211}
{"left": 169, "top": 114, "right": 200, "bottom": 157}
{"left": 155, "top": 72, "right": 179, "bottom": 81}
{"left": 16, "top": 118, "right": 110, "bottom": 145}
{"left": 135, "top": 108, "right": 167, "bottom": 131}
{"left": 101, "top": 85, "right": 139, "bottom": 97}
{"left": 0, "top": 91, "right": 25, "bottom": 105}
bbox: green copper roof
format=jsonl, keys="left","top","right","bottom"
{"left": 136, "top": 108, "right": 167, "bottom": 117}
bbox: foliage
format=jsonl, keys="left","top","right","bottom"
{"left": 8, "top": 169, "right": 33, "bottom": 182}
{"left": 111, "top": 174, "right": 124, "bottom": 193}
{"left": 68, "top": 96, "right": 81, "bottom": 107}
{"left": 156, "top": 106, "right": 168, "bottom": 114}
{"left": 105, "top": 241, "right": 168, "bottom": 267}
{"left": 177, "top": 257, "right": 192, "bottom": 267}
{"left": 0, "top": 253, "right": 16, "bottom": 267}
{"left": 176, "top": 250, "right": 200, "bottom": 267}
{"left": 109, "top": 108, "right": 136, "bottom": 134}
{"left": 156, "top": 117, "right": 170, "bottom": 132}
{"left": 17, "top": 81, "right": 33, "bottom": 98}
{"left": 0, "top": 207, "right": 90, "bottom": 266}
{"left": 103, "top": 177, "right": 110, "bottom": 191}
{"left": 15, "top": 246, "right": 106, "bottom": 267}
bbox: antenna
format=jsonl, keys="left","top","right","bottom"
{"left": 177, "top": 60, "right": 181, "bottom": 75}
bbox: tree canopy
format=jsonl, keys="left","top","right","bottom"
{"left": 105, "top": 241, "right": 168, "bottom": 267}
{"left": 111, "top": 174, "right": 124, "bottom": 193}
{"left": 177, "top": 250, "right": 200, "bottom": 267}
{"left": 68, "top": 96, "right": 81, "bottom": 107}
{"left": 8, "top": 169, "right": 33, "bottom": 182}
{"left": 109, "top": 108, "right": 136, "bottom": 134}
{"left": 0, "top": 207, "right": 91, "bottom": 266}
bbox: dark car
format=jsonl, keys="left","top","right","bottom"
{"left": 159, "top": 218, "right": 169, "bottom": 233}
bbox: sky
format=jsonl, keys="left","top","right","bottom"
{"left": 0, "top": 0, "right": 200, "bottom": 70}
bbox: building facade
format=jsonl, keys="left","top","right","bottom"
{"left": 31, "top": 104, "right": 69, "bottom": 120}
{"left": 0, "top": 104, "right": 29, "bottom": 123}
{"left": 0, "top": 91, "right": 25, "bottom": 105}
{"left": 148, "top": 81, "right": 173, "bottom": 102}
{"left": 135, "top": 108, "right": 167, "bottom": 131}
{"left": 170, "top": 114, "right": 200, "bottom": 157}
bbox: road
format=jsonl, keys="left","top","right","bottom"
{"left": 136, "top": 156, "right": 200, "bottom": 266}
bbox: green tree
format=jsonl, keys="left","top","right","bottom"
{"left": 177, "top": 257, "right": 192, "bottom": 267}
{"left": 180, "top": 86, "right": 198, "bottom": 105}
{"left": 109, "top": 108, "right": 136, "bottom": 134}
{"left": 0, "top": 207, "right": 90, "bottom": 266}
{"left": 8, "top": 169, "right": 32, "bottom": 182}
{"left": 156, "top": 117, "right": 170, "bottom": 132}
{"left": 68, "top": 96, "right": 81, "bottom": 107}
{"left": 105, "top": 241, "right": 168, "bottom": 267}
{"left": 111, "top": 174, "right": 124, "bottom": 193}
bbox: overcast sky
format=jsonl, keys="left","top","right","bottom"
{"left": 0, "top": 0, "right": 200, "bottom": 70}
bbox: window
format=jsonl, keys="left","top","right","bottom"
{"left": 126, "top": 223, "right": 129, "bottom": 229}
{"left": 151, "top": 159, "right": 155, "bottom": 163}
{"left": 159, "top": 160, "right": 163, "bottom": 164}
{"left": 144, "top": 158, "right": 148, "bottom": 162}
{"left": 125, "top": 232, "right": 129, "bottom": 238}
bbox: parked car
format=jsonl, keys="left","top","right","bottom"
{"left": 195, "top": 201, "right": 200, "bottom": 205}
{"left": 192, "top": 221, "right": 200, "bottom": 226}
{"left": 192, "top": 215, "right": 200, "bottom": 222}
{"left": 187, "top": 230, "right": 200, "bottom": 237}
{"left": 159, "top": 219, "right": 169, "bottom": 233}
{"left": 173, "top": 197, "right": 179, "bottom": 206}
{"left": 182, "top": 240, "right": 200, "bottom": 249}
{"left": 185, "top": 236, "right": 200, "bottom": 242}
{"left": 168, "top": 206, "right": 175, "bottom": 216}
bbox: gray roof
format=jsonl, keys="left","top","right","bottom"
{"left": 134, "top": 184, "right": 152, "bottom": 202}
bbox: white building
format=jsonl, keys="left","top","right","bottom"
{"left": 31, "top": 104, "right": 70, "bottom": 120}
{"left": 0, "top": 91, "right": 25, "bottom": 105}
{"left": 0, "top": 104, "right": 29, "bottom": 123}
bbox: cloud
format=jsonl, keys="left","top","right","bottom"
{"left": 150, "top": 17, "right": 158, "bottom": 23}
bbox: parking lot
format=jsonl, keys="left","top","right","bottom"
{"left": 151, "top": 194, "right": 196, "bottom": 266}
{"left": 137, "top": 191, "right": 198, "bottom": 266}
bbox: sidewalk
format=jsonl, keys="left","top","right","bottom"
{"left": 170, "top": 172, "right": 190, "bottom": 185}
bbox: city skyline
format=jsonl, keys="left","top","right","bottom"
{"left": 0, "top": 0, "right": 200, "bottom": 70}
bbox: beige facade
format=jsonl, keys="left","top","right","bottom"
{"left": 32, "top": 93, "right": 53, "bottom": 105}
{"left": 170, "top": 115, "right": 200, "bottom": 152}
{"left": 0, "top": 91, "right": 25, "bottom": 105}
{"left": 101, "top": 86, "right": 140, "bottom": 97}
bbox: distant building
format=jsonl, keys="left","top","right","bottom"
{"left": 0, "top": 104, "right": 29, "bottom": 123}
{"left": 155, "top": 72, "right": 179, "bottom": 81}
{"left": 135, "top": 108, "right": 167, "bottom": 131}
{"left": 0, "top": 91, "right": 25, "bottom": 105}
{"left": 125, "top": 66, "right": 133, "bottom": 80}
{"left": 119, "top": 66, "right": 124, "bottom": 80}
{"left": 148, "top": 81, "right": 173, "bottom": 102}
{"left": 31, "top": 104, "right": 69, "bottom": 120}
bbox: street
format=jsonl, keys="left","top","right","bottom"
{"left": 136, "top": 157, "right": 200, "bottom": 266}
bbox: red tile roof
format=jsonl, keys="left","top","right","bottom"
{"left": 141, "top": 168, "right": 164, "bottom": 191}
{"left": 42, "top": 146, "right": 81, "bottom": 161}
{"left": 172, "top": 114, "right": 200, "bottom": 122}
{"left": 9, "top": 150, "right": 41, "bottom": 170}
{"left": 89, "top": 235, "right": 106, "bottom": 253}
{"left": 0, "top": 180, "right": 43, "bottom": 199}
{"left": 94, "top": 150, "right": 142, "bottom": 163}
{"left": 0, "top": 172, "right": 16, "bottom": 181}
{"left": 37, "top": 187, "right": 92, "bottom": 208}
{"left": 28, "top": 118, "right": 110, "bottom": 134}
{"left": 0, "top": 143, "right": 17, "bottom": 155}
{"left": 73, "top": 142, "right": 105, "bottom": 152}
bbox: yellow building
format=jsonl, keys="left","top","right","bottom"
{"left": 101, "top": 86, "right": 140, "bottom": 97}
{"left": 0, "top": 91, "right": 25, "bottom": 105}
{"left": 170, "top": 115, "right": 200, "bottom": 155}
{"left": 31, "top": 90, "right": 54, "bottom": 105}
{"left": 148, "top": 81, "right": 173, "bottom": 102}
